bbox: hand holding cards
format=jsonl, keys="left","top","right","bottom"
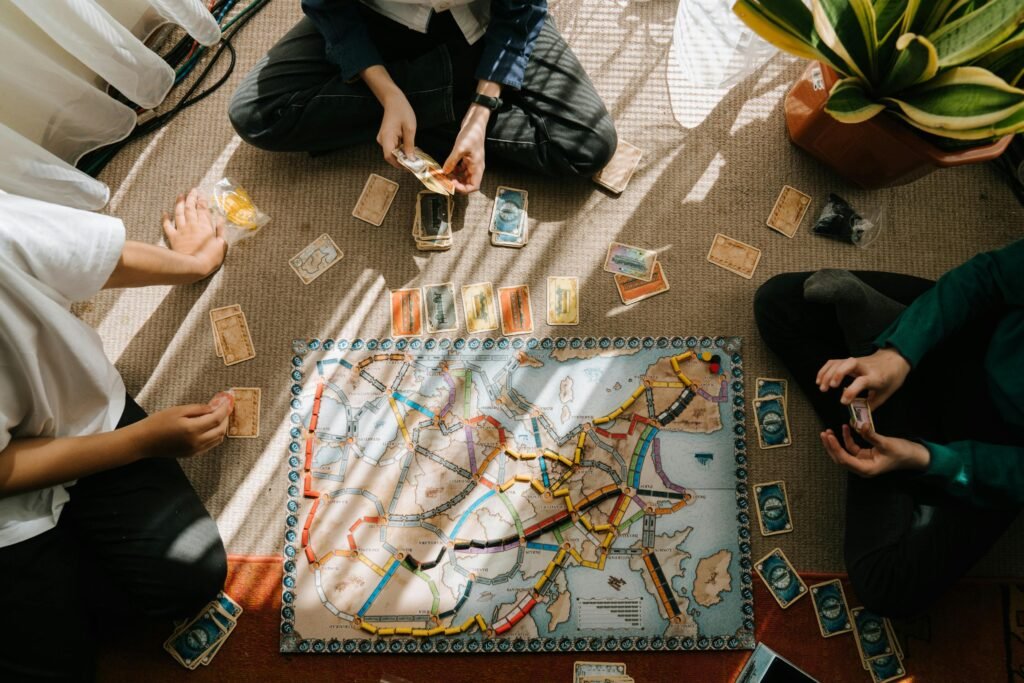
{"left": 392, "top": 147, "right": 454, "bottom": 195}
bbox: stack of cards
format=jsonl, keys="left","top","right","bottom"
{"left": 593, "top": 140, "right": 643, "bottom": 194}
{"left": 413, "top": 191, "right": 454, "bottom": 251}
{"left": 573, "top": 660, "right": 632, "bottom": 683}
{"left": 707, "top": 233, "right": 762, "bottom": 280}
{"left": 852, "top": 606, "right": 906, "bottom": 682}
{"left": 489, "top": 186, "right": 529, "bottom": 248}
{"left": 289, "top": 233, "right": 343, "bottom": 285}
{"left": 163, "top": 591, "right": 242, "bottom": 669}
{"left": 209, "top": 304, "right": 256, "bottom": 366}
{"left": 603, "top": 242, "right": 669, "bottom": 305}
{"left": 849, "top": 397, "right": 875, "bottom": 431}
{"left": 352, "top": 173, "right": 398, "bottom": 226}
{"left": 753, "top": 377, "right": 792, "bottom": 449}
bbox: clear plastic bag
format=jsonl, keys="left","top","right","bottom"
{"left": 812, "top": 193, "right": 888, "bottom": 249}
{"left": 206, "top": 177, "right": 269, "bottom": 245}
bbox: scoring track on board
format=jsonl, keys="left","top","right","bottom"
{"left": 281, "top": 336, "right": 753, "bottom": 654}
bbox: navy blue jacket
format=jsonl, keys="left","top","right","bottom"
{"left": 301, "top": 0, "right": 547, "bottom": 89}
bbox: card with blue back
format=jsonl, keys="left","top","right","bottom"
{"left": 164, "top": 607, "right": 228, "bottom": 669}
{"left": 754, "top": 548, "right": 807, "bottom": 609}
{"left": 852, "top": 606, "right": 897, "bottom": 666}
{"left": 753, "top": 396, "right": 792, "bottom": 449}
{"left": 755, "top": 377, "right": 788, "bottom": 401}
{"left": 754, "top": 480, "right": 793, "bottom": 536}
{"left": 809, "top": 579, "right": 852, "bottom": 637}
{"left": 867, "top": 654, "right": 906, "bottom": 682}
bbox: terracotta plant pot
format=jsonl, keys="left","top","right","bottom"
{"left": 784, "top": 62, "right": 1012, "bottom": 189}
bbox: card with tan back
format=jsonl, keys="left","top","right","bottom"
{"left": 706, "top": 233, "right": 762, "bottom": 279}
{"left": 593, "top": 140, "right": 642, "bottom": 194}
{"left": 213, "top": 309, "right": 256, "bottom": 366}
{"left": 228, "top": 387, "right": 260, "bottom": 438}
{"left": 767, "top": 185, "right": 811, "bottom": 238}
{"left": 209, "top": 305, "right": 240, "bottom": 357}
{"left": 353, "top": 174, "right": 399, "bottom": 226}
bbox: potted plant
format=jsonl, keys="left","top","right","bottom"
{"left": 733, "top": 0, "right": 1024, "bottom": 188}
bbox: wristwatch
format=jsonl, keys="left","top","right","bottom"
{"left": 471, "top": 92, "right": 503, "bottom": 111}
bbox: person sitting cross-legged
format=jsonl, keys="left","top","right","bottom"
{"left": 228, "top": 0, "right": 618, "bottom": 192}
{"left": 753, "top": 238, "right": 1024, "bottom": 617}
{"left": 0, "top": 189, "right": 234, "bottom": 680}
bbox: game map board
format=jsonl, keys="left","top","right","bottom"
{"left": 281, "top": 336, "right": 754, "bottom": 654}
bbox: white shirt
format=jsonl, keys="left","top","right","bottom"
{"left": 0, "top": 193, "right": 126, "bottom": 548}
{"left": 361, "top": 0, "right": 490, "bottom": 44}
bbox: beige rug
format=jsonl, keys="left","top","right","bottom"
{"left": 83, "top": 0, "right": 1024, "bottom": 575}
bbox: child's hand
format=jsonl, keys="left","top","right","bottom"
{"left": 135, "top": 392, "right": 234, "bottom": 459}
{"left": 163, "top": 188, "right": 227, "bottom": 280}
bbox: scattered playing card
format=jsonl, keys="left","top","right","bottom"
{"left": 753, "top": 396, "right": 792, "bottom": 449}
{"left": 849, "top": 397, "right": 875, "bottom": 431}
{"left": 593, "top": 140, "right": 642, "bottom": 194}
{"left": 756, "top": 377, "right": 788, "bottom": 401}
{"left": 289, "top": 233, "right": 343, "bottom": 285}
{"left": 767, "top": 185, "right": 812, "bottom": 238}
{"left": 852, "top": 607, "right": 898, "bottom": 667}
{"left": 461, "top": 282, "right": 498, "bottom": 333}
{"left": 392, "top": 147, "right": 454, "bottom": 195}
{"left": 498, "top": 285, "right": 534, "bottom": 335}
{"left": 603, "top": 242, "right": 657, "bottom": 281}
{"left": 489, "top": 186, "right": 529, "bottom": 249}
{"left": 707, "top": 233, "right": 761, "bottom": 279}
{"left": 809, "top": 579, "right": 852, "bottom": 638}
{"left": 423, "top": 283, "right": 458, "bottom": 333}
{"left": 614, "top": 260, "right": 670, "bottom": 305}
{"left": 352, "top": 173, "right": 399, "bottom": 226}
{"left": 546, "top": 276, "right": 579, "bottom": 325}
{"left": 227, "top": 387, "right": 260, "bottom": 438}
{"left": 208, "top": 304, "right": 240, "bottom": 358}
{"left": 753, "top": 480, "right": 793, "bottom": 536}
{"left": 574, "top": 661, "right": 627, "bottom": 683}
{"left": 754, "top": 547, "right": 807, "bottom": 609}
{"left": 212, "top": 308, "right": 255, "bottom": 366}
{"left": 390, "top": 288, "right": 423, "bottom": 337}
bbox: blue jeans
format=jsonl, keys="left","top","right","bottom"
{"left": 228, "top": 10, "right": 616, "bottom": 176}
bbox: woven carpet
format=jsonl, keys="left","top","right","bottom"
{"left": 82, "top": 0, "right": 1024, "bottom": 582}
{"left": 97, "top": 557, "right": 1024, "bottom": 681}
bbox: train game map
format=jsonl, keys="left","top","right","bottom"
{"left": 280, "top": 336, "right": 754, "bottom": 655}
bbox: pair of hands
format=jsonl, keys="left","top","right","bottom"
{"left": 814, "top": 348, "right": 930, "bottom": 477}
{"left": 377, "top": 91, "right": 487, "bottom": 194}
{"left": 140, "top": 191, "right": 232, "bottom": 459}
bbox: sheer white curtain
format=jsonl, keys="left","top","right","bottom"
{"left": 0, "top": 0, "right": 221, "bottom": 210}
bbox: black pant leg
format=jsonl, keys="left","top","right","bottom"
{"left": 484, "top": 17, "right": 617, "bottom": 176}
{"left": 754, "top": 271, "right": 1019, "bottom": 617}
{"left": 229, "top": 15, "right": 460, "bottom": 152}
{"left": 62, "top": 395, "right": 227, "bottom": 620}
{"left": 0, "top": 525, "right": 94, "bottom": 681}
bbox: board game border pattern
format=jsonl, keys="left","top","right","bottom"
{"left": 280, "top": 335, "right": 754, "bottom": 654}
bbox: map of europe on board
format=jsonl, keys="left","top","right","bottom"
{"left": 281, "top": 336, "right": 754, "bottom": 654}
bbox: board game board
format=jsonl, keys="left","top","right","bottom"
{"left": 281, "top": 336, "right": 754, "bottom": 654}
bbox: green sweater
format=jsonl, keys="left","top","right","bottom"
{"left": 874, "top": 237, "right": 1024, "bottom": 509}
